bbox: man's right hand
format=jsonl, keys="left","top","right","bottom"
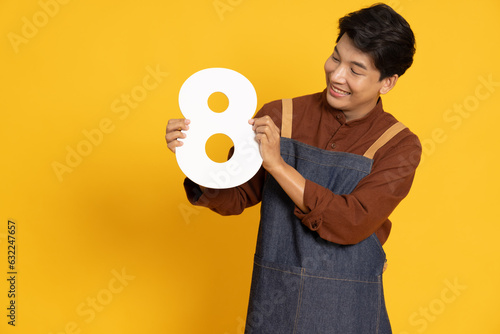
{"left": 165, "top": 118, "right": 190, "bottom": 153}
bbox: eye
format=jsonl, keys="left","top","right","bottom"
{"left": 351, "top": 68, "right": 361, "bottom": 75}
{"left": 331, "top": 55, "right": 339, "bottom": 62}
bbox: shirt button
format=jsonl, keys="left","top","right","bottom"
{"left": 311, "top": 222, "right": 319, "bottom": 229}
{"left": 331, "top": 142, "right": 337, "bottom": 149}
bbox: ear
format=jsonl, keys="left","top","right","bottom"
{"left": 379, "top": 74, "right": 399, "bottom": 95}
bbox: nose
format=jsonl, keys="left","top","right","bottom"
{"left": 329, "top": 64, "right": 347, "bottom": 84}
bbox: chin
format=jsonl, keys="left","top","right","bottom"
{"left": 326, "top": 94, "right": 347, "bottom": 110}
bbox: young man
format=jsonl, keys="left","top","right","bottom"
{"left": 166, "top": 4, "right": 420, "bottom": 333}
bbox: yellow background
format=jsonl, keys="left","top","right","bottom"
{"left": 1, "top": 0, "right": 499, "bottom": 333}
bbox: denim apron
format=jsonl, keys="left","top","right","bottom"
{"left": 245, "top": 99, "right": 406, "bottom": 333}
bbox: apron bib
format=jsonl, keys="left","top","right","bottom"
{"left": 245, "top": 99, "right": 405, "bottom": 333}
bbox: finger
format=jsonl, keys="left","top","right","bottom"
{"left": 165, "top": 119, "right": 190, "bottom": 153}
{"left": 254, "top": 133, "right": 267, "bottom": 145}
{"left": 250, "top": 116, "right": 266, "bottom": 128}
{"left": 167, "top": 139, "right": 184, "bottom": 153}
{"left": 166, "top": 118, "right": 190, "bottom": 133}
{"left": 167, "top": 118, "right": 190, "bottom": 129}
{"left": 254, "top": 128, "right": 277, "bottom": 144}
{"left": 254, "top": 127, "right": 271, "bottom": 138}
{"left": 254, "top": 124, "right": 280, "bottom": 141}
{"left": 165, "top": 129, "right": 187, "bottom": 144}
{"left": 251, "top": 115, "right": 273, "bottom": 127}
{"left": 252, "top": 117, "right": 280, "bottom": 134}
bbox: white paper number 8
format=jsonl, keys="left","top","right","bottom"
{"left": 176, "top": 68, "right": 263, "bottom": 189}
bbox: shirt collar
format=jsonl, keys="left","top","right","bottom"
{"left": 321, "top": 89, "right": 384, "bottom": 126}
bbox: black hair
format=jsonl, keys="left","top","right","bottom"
{"left": 337, "top": 3, "right": 416, "bottom": 80}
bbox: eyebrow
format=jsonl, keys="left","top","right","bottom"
{"left": 334, "top": 46, "right": 368, "bottom": 71}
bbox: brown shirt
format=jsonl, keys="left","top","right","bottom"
{"left": 184, "top": 90, "right": 422, "bottom": 246}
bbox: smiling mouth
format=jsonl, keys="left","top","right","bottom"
{"left": 330, "top": 85, "right": 351, "bottom": 96}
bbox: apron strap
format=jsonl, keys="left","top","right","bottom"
{"left": 363, "top": 122, "right": 407, "bottom": 159}
{"left": 281, "top": 98, "right": 293, "bottom": 138}
{"left": 280, "top": 98, "right": 406, "bottom": 158}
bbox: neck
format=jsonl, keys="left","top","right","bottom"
{"left": 343, "top": 98, "right": 380, "bottom": 122}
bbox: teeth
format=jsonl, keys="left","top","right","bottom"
{"left": 332, "top": 86, "right": 351, "bottom": 95}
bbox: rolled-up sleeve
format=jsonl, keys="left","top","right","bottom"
{"left": 183, "top": 166, "right": 266, "bottom": 215}
{"left": 294, "top": 133, "right": 422, "bottom": 245}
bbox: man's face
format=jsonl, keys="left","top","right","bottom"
{"left": 324, "top": 34, "right": 397, "bottom": 120}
